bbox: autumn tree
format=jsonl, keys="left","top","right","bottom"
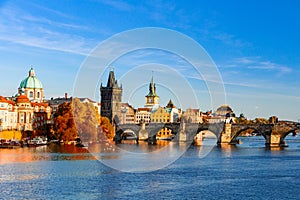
{"left": 53, "top": 102, "right": 77, "bottom": 142}
{"left": 99, "top": 116, "right": 114, "bottom": 140}
{"left": 254, "top": 118, "right": 269, "bottom": 124}
{"left": 73, "top": 98, "right": 98, "bottom": 143}
{"left": 53, "top": 98, "right": 99, "bottom": 143}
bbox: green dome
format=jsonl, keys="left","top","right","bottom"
{"left": 19, "top": 68, "right": 43, "bottom": 89}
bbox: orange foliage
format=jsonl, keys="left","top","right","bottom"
{"left": 99, "top": 116, "right": 114, "bottom": 140}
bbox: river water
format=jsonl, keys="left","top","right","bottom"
{"left": 0, "top": 135, "right": 299, "bottom": 199}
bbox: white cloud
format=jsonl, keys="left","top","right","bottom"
{"left": 224, "top": 56, "right": 292, "bottom": 74}
{"left": 0, "top": 3, "right": 95, "bottom": 56}
{"left": 97, "top": 0, "right": 134, "bottom": 11}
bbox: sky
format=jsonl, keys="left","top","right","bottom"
{"left": 0, "top": 0, "right": 300, "bottom": 121}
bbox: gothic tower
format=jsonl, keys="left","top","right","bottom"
{"left": 100, "top": 69, "right": 122, "bottom": 124}
{"left": 145, "top": 73, "right": 159, "bottom": 108}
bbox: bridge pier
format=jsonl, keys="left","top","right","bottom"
{"left": 176, "top": 122, "right": 199, "bottom": 143}
{"left": 114, "top": 131, "right": 122, "bottom": 144}
{"left": 138, "top": 122, "right": 148, "bottom": 141}
{"left": 148, "top": 135, "right": 157, "bottom": 145}
{"left": 218, "top": 124, "right": 234, "bottom": 144}
{"left": 178, "top": 121, "right": 187, "bottom": 142}
{"left": 193, "top": 132, "right": 203, "bottom": 146}
{"left": 265, "top": 132, "right": 286, "bottom": 147}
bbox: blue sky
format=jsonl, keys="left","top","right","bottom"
{"left": 0, "top": 0, "right": 300, "bottom": 121}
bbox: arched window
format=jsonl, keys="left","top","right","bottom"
{"left": 29, "top": 91, "right": 33, "bottom": 98}
{"left": 37, "top": 92, "right": 40, "bottom": 98}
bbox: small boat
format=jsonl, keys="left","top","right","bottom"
{"left": 0, "top": 139, "right": 22, "bottom": 149}
{"left": 75, "top": 142, "right": 89, "bottom": 148}
{"left": 27, "top": 137, "right": 48, "bottom": 147}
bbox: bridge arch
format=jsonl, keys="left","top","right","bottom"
{"left": 231, "top": 127, "right": 266, "bottom": 142}
{"left": 120, "top": 129, "right": 138, "bottom": 140}
{"left": 196, "top": 123, "right": 224, "bottom": 139}
{"left": 281, "top": 128, "right": 300, "bottom": 139}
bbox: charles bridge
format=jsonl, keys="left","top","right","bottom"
{"left": 114, "top": 120, "right": 300, "bottom": 147}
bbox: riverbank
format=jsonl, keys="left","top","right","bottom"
{"left": 0, "top": 130, "right": 22, "bottom": 140}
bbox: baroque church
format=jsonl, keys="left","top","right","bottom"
{"left": 0, "top": 68, "right": 51, "bottom": 133}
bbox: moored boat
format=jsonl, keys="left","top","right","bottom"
{"left": 27, "top": 137, "right": 48, "bottom": 147}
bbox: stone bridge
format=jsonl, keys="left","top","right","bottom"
{"left": 226, "top": 121, "right": 300, "bottom": 147}
{"left": 115, "top": 121, "right": 224, "bottom": 144}
{"left": 114, "top": 121, "right": 300, "bottom": 147}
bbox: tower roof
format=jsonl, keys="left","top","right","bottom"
{"left": 146, "top": 72, "right": 158, "bottom": 97}
{"left": 19, "top": 68, "right": 43, "bottom": 89}
{"left": 106, "top": 68, "right": 120, "bottom": 88}
{"left": 166, "top": 99, "right": 175, "bottom": 108}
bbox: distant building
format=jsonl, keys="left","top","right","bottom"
{"left": 0, "top": 96, "right": 18, "bottom": 131}
{"left": 100, "top": 69, "right": 122, "bottom": 124}
{"left": 47, "top": 93, "right": 71, "bottom": 113}
{"left": 215, "top": 104, "right": 235, "bottom": 118}
{"left": 165, "top": 99, "right": 181, "bottom": 123}
{"left": 151, "top": 106, "right": 171, "bottom": 138}
{"left": 120, "top": 103, "right": 135, "bottom": 124}
{"left": 135, "top": 107, "right": 151, "bottom": 123}
{"left": 145, "top": 74, "right": 159, "bottom": 109}
{"left": 15, "top": 95, "right": 34, "bottom": 131}
{"left": 202, "top": 105, "right": 236, "bottom": 123}
{"left": 150, "top": 100, "right": 181, "bottom": 138}
{"left": 182, "top": 108, "right": 202, "bottom": 123}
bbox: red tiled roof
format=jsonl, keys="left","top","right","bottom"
{"left": 31, "top": 102, "right": 49, "bottom": 107}
{"left": 0, "top": 96, "right": 8, "bottom": 103}
{"left": 16, "top": 95, "right": 30, "bottom": 103}
{"left": 137, "top": 107, "right": 151, "bottom": 111}
{"left": 6, "top": 100, "right": 15, "bottom": 105}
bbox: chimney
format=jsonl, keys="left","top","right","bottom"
{"left": 65, "top": 93, "right": 68, "bottom": 100}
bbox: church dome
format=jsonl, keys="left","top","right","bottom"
{"left": 215, "top": 104, "right": 235, "bottom": 117}
{"left": 19, "top": 68, "right": 43, "bottom": 89}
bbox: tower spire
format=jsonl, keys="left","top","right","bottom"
{"left": 145, "top": 71, "right": 159, "bottom": 108}
{"left": 147, "top": 71, "right": 157, "bottom": 97}
{"left": 106, "top": 67, "right": 118, "bottom": 88}
{"left": 151, "top": 71, "right": 154, "bottom": 84}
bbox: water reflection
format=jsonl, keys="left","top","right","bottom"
{"left": 219, "top": 143, "right": 237, "bottom": 157}
{"left": 88, "top": 140, "right": 193, "bottom": 172}
{"left": 1, "top": 135, "right": 299, "bottom": 167}
{"left": 0, "top": 144, "right": 95, "bottom": 165}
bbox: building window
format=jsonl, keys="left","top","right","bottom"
{"left": 37, "top": 92, "right": 40, "bottom": 98}
{"left": 30, "top": 91, "right": 33, "bottom": 98}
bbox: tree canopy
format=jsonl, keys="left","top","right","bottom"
{"left": 99, "top": 116, "right": 114, "bottom": 140}
{"left": 53, "top": 98, "right": 114, "bottom": 143}
{"left": 53, "top": 101, "right": 77, "bottom": 142}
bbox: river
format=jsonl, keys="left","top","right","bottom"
{"left": 0, "top": 135, "right": 299, "bottom": 199}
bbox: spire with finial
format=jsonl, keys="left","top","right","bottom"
{"left": 106, "top": 66, "right": 120, "bottom": 88}
{"left": 146, "top": 71, "right": 158, "bottom": 97}
{"left": 29, "top": 67, "right": 35, "bottom": 77}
